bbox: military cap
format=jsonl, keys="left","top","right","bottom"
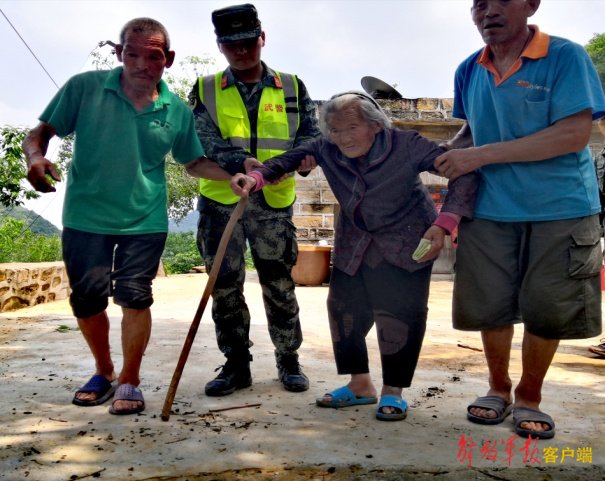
{"left": 212, "top": 3, "right": 262, "bottom": 44}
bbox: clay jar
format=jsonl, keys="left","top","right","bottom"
{"left": 291, "top": 244, "right": 332, "bottom": 286}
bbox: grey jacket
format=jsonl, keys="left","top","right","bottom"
{"left": 253, "top": 128, "right": 478, "bottom": 275}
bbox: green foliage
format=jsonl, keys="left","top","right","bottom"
{"left": 161, "top": 232, "right": 256, "bottom": 275}
{"left": 586, "top": 33, "right": 605, "bottom": 55}
{"left": 0, "top": 124, "right": 70, "bottom": 209}
{"left": 586, "top": 33, "right": 605, "bottom": 89}
{"left": 55, "top": 324, "right": 79, "bottom": 333}
{"left": 166, "top": 158, "right": 199, "bottom": 221}
{"left": 0, "top": 217, "right": 62, "bottom": 263}
{"left": 161, "top": 231, "right": 200, "bottom": 274}
{"left": 0, "top": 126, "right": 38, "bottom": 207}
{"left": 164, "top": 55, "right": 216, "bottom": 102}
{"left": 162, "top": 54, "right": 216, "bottom": 221}
{"left": 90, "top": 43, "right": 118, "bottom": 70}
{"left": 56, "top": 133, "right": 74, "bottom": 176}
{"left": 244, "top": 247, "right": 255, "bottom": 270}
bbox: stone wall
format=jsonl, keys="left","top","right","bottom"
{"left": 0, "top": 262, "right": 70, "bottom": 312}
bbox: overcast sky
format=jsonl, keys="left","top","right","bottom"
{"left": 2, "top": 0, "right": 605, "bottom": 226}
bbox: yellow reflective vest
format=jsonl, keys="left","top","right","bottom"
{"left": 198, "top": 71, "right": 300, "bottom": 207}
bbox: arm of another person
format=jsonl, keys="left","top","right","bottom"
{"left": 440, "top": 121, "right": 474, "bottom": 151}
{"left": 230, "top": 141, "right": 319, "bottom": 196}
{"left": 185, "top": 157, "right": 232, "bottom": 180}
{"left": 23, "top": 121, "right": 61, "bottom": 193}
{"left": 434, "top": 108, "right": 593, "bottom": 180}
{"left": 253, "top": 143, "right": 317, "bottom": 183}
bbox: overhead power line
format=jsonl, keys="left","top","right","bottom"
{"left": 0, "top": 8, "right": 60, "bottom": 89}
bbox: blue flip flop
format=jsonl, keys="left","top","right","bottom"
{"left": 376, "top": 395, "right": 408, "bottom": 421}
{"left": 316, "top": 386, "right": 378, "bottom": 408}
{"left": 108, "top": 383, "right": 145, "bottom": 415}
{"left": 72, "top": 374, "right": 116, "bottom": 407}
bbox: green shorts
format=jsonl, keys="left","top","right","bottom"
{"left": 453, "top": 216, "right": 602, "bottom": 339}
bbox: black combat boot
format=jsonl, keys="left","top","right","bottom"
{"left": 276, "top": 353, "right": 309, "bottom": 392}
{"left": 205, "top": 353, "right": 252, "bottom": 396}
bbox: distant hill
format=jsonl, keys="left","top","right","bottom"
{"left": 169, "top": 211, "right": 197, "bottom": 233}
{"left": 2, "top": 205, "right": 195, "bottom": 236}
{"left": 0, "top": 205, "right": 61, "bottom": 236}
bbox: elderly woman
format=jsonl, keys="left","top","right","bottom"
{"left": 231, "top": 91, "right": 477, "bottom": 421}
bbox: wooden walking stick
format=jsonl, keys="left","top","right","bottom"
{"left": 161, "top": 195, "right": 248, "bottom": 421}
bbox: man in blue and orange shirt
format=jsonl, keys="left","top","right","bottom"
{"left": 435, "top": 0, "right": 605, "bottom": 439}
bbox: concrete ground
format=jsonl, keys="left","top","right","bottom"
{"left": 0, "top": 272, "right": 603, "bottom": 481}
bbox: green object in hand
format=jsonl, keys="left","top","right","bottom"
{"left": 412, "top": 238, "right": 432, "bottom": 261}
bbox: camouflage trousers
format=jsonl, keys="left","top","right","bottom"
{"left": 196, "top": 194, "right": 302, "bottom": 362}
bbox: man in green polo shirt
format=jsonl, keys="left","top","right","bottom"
{"left": 23, "top": 17, "right": 229, "bottom": 415}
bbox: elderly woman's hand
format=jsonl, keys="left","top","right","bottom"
{"left": 230, "top": 173, "right": 257, "bottom": 197}
{"left": 414, "top": 225, "right": 446, "bottom": 262}
{"left": 297, "top": 155, "right": 317, "bottom": 173}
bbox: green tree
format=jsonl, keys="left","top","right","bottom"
{"left": 164, "top": 55, "right": 216, "bottom": 101}
{"left": 0, "top": 217, "right": 61, "bottom": 263}
{"left": 0, "top": 126, "right": 39, "bottom": 207}
{"left": 166, "top": 159, "right": 200, "bottom": 220}
{"left": 56, "top": 133, "right": 74, "bottom": 175}
{"left": 161, "top": 231, "right": 200, "bottom": 274}
{"left": 164, "top": 55, "right": 216, "bottom": 221}
{"left": 586, "top": 33, "right": 605, "bottom": 89}
{"left": 1, "top": 124, "right": 70, "bottom": 209}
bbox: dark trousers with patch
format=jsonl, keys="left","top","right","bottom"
{"left": 327, "top": 261, "right": 432, "bottom": 388}
{"left": 62, "top": 227, "right": 167, "bottom": 319}
{"left": 197, "top": 194, "right": 302, "bottom": 362}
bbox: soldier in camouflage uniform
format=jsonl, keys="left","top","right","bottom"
{"left": 189, "top": 3, "right": 320, "bottom": 396}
